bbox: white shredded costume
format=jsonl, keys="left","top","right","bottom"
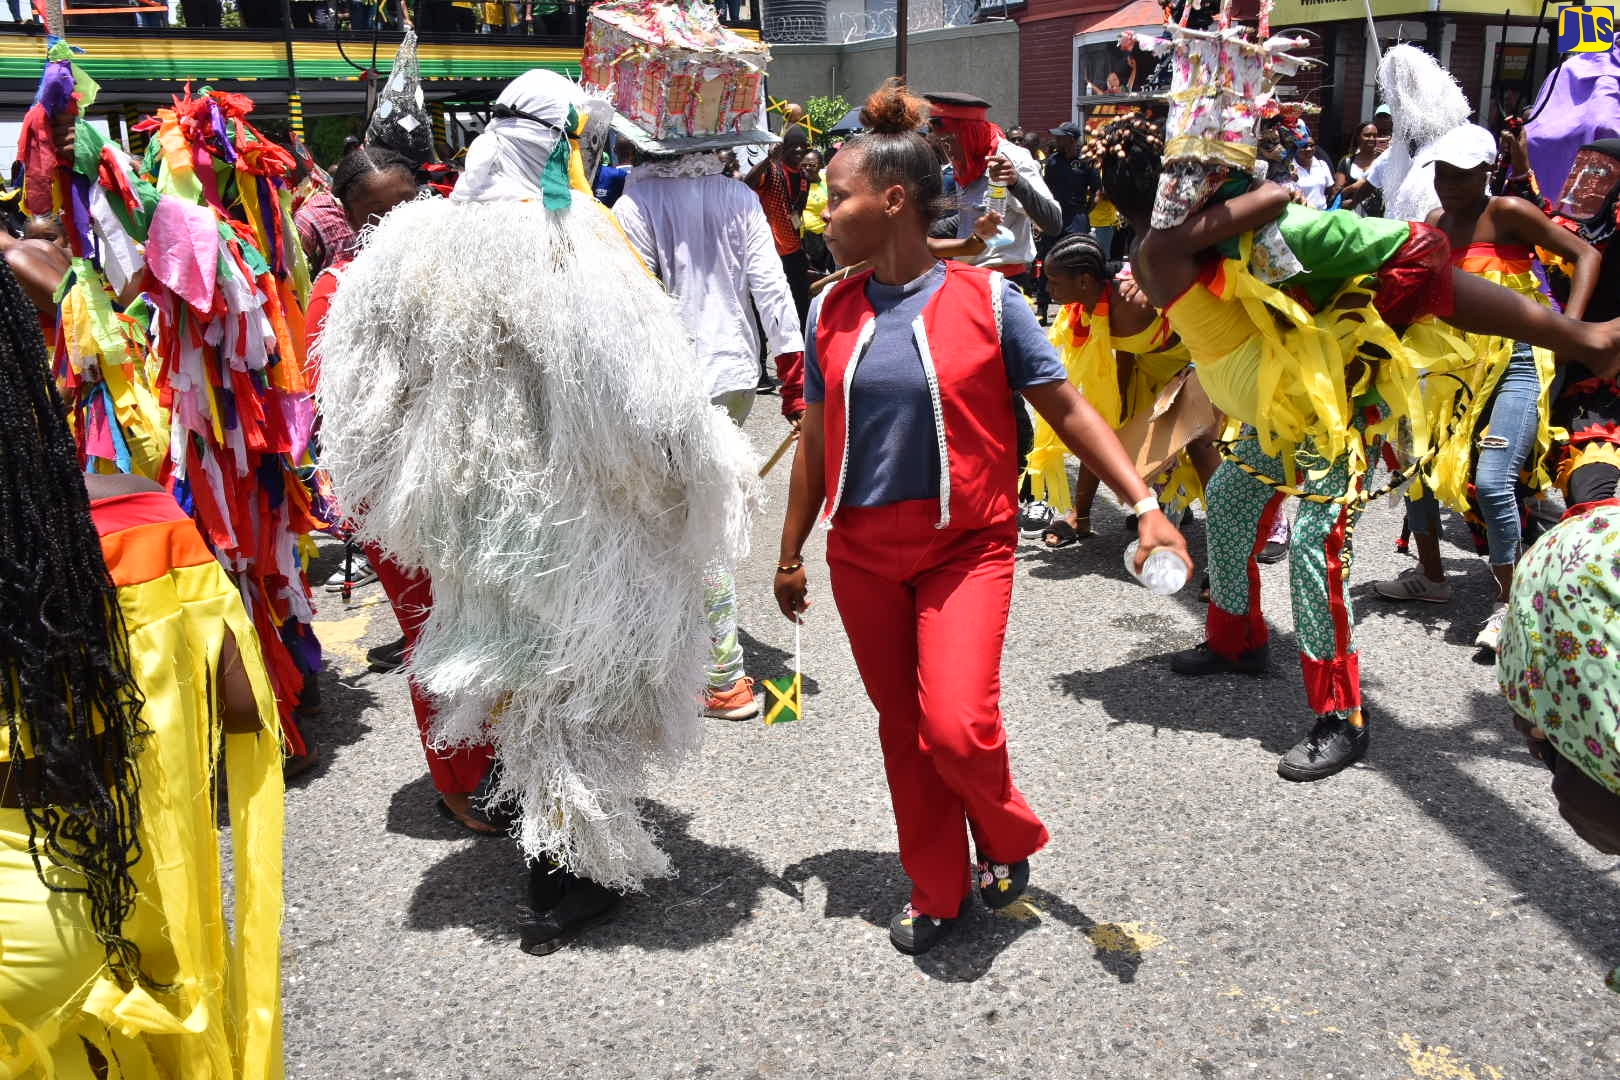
{"left": 1374, "top": 44, "right": 1473, "bottom": 222}
{"left": 315, "top": 70, "right": 757, "bottom": 890}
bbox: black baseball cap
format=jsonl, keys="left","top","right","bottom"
{"left": 1049, "top": 121, "right": 1083, "bottom": 139}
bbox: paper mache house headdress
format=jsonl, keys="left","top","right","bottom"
{"left": 582, "top": 0, "right": 775, "bottom": 154}
{"left": 1144, "top": 0, "right": 1312, "bottom": 228}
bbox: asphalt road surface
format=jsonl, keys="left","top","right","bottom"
{"left": 281, "top": 402, "right": 1620, "bottom": 1079}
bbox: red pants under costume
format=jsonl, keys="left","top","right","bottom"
{"left": 827, "top": 499, "right": 1049, "bottom": 918}
{"left": 365, "top": 544, "right": 495, "bottom": 796}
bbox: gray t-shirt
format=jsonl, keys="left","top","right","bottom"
{"left": 804, "top": 262, "right": 1065, "bottom": 508}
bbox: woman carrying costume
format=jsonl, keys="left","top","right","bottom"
{"left": 773, "top": 83, "right": 1191, "bottom": 956}
{"left": 0, "top": 260, "right": 285, "bottom": 1078}
{"left": 1371, "top": 124, "right": 1602, "bottom": 653}
{"left": 1097, "top": 112, "right": 1620, "bottom": 782}
{"left": 304, "top": 147, "right": 505, "bottom": 835}
{"left": 1031, "top": 232, "right": 1222, "bottom": 550}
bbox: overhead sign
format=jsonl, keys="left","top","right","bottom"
{"left": 1270, "top": 0, "right": 1545, "bottom": 25}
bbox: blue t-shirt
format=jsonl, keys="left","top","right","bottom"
{"left": 803, "top": 262, "right": 1064, "bottom": 509}
{"left": 594, "top": 164, "right": 628, "bottom": 207}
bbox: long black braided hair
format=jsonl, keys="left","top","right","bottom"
{"left": 0, "top": 257, "right": 152, "bottom": 985}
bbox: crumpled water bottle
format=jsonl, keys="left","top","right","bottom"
{"left": 1123, "top": 541, "right": 1189, "bottom": 596}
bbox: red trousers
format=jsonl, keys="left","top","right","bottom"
{"left": 365, "top": 544, "right": 495, "bottom": 796}
{"left": 827, "top": 500, "right": 1049, "bottom": 918}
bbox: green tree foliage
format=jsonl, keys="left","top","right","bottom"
{"left": 804, "top": 94, "right": 851, "bottom": 149}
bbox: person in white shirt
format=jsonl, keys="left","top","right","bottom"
{"left": 1291, "top": 137, "right": 1334, "bottom": 209}
{"left": 613, "top": 147, "right": 805, "bottom": 721}
{"left": 921, "top": 91, "right": 1062, "bottom": 282}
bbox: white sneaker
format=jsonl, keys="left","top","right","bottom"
{"left": 1475, "top": 605, "right": 1507, "bottom": 652}
{"left": 1371, "top": 567, "right": 1452, "bottom": 604}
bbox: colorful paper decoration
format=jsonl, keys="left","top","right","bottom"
{"left": 582, "top": 0, "right": 770, "bottom": 142}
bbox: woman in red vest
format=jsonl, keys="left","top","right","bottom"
{"left": 774, "top": 82, "right": 1191, "bottom": 955}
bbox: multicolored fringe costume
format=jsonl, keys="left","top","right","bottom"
{"left": 1025, "top": 296, "right": 1204, "bottom": 514}
{"left": 20, "top": 44, "right": 324, "bottom": 752}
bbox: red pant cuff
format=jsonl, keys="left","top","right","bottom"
{"left": 1207, "top": 603, "right": 1267, "bottom": 658}
{"left": 1300, "top": 652, "right": 1361, "bottom": 714}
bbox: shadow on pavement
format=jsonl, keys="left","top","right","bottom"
{"left": 384, "top": 773, "right": 504, "bottom": 842}
{"left": 1054, "top": 651, "right": 1620, "bottom": 972}
{"left": 404, "top": 801, "right": 796, "bottom": 951}
{"left": 283, "top": 668, "right": 378, "bottom": 790}
{"left": 1052, "top": 647, "right": 1307, "bottom": 756}
{"left": 780, "top": 850, "right": 1152, "bottom": 985}
{"left": 738, "top": 628, "right": 822, "bottom": 697}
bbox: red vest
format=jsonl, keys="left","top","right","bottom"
{"left": 817, "top": 261, "right": 1019, "bottom": 531}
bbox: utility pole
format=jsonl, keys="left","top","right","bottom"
{"left": 895, "top": 0, "right": 908, "bottom": 81}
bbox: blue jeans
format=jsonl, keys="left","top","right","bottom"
{"left": 1407, "top": 342, "right": 1541, "bottom": 566}
{"left": 1092, "top": 225, "right": 1116, "bottom": 259}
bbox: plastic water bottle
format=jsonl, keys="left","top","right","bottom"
{"left": 1123, "top": 541, "right": 1189, "bottom": 596}
{"left": 985, "top": 183, "right": 1008, "bottom": 217}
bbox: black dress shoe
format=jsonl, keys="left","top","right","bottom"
{"left": 367, "top": 635, "right": 407, "bottom": 674}
{"left": 519, "top": 869, "right": 621, "bottom": 956}
{"left": 1277, "top": 714, "right": 1369, "bottom": 782}
{"left": 889, "top": 904, "right": 956, "bottom": 955}
{"left": 1169, "top": 641, "right": 1269, "bottom": 677}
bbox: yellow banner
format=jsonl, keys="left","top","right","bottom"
{"left": 1270, "top": 0, "right": 1546, "bottom": 25}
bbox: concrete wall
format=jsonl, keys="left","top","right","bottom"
{"left": 769, "top": 21, "right": 1022, "bottom": 128}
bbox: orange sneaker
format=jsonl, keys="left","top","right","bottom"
{"left": 703, "top": 676, "right": 759, "bottom": 720}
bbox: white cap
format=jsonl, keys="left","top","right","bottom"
{"left": 1416, "top": 124, "right": 1498, "bottom": 171}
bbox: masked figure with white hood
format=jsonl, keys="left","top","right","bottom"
{"left": 314, "top": 70, "right": 757, "bottom": 954}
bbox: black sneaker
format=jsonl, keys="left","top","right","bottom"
{"left": 1277, "top": 713, "right": 1369, "bottom": 782}
{"left": 975, "top": 856, "right": 1029, "bottom": 909}
{"left": 519, "top": 868, "right": 621, "bottom": 956}
{"left": 1018, "top": 500, "right": 1056, "bottom": 539}
{"left": 1256, "top": 538, "right": 1289, "bottom": 564}
{"left": 1169, "top": 641, "right": 1269, "bottom": 677}
{"left": 366, "top": 635, "right": 407, "bottom": 673}
{"left": 889, "top": 904, "right": 956, "bottom": 955}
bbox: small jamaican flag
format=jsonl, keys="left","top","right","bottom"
{"left": 762, "top": 673, "right": 801, "bottom": 725}
{"left": 762, "top": 615, "right": 804, "bottom": 726}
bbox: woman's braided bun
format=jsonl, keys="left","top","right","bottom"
{"left": 859, "top": 79, "right": 929, "bottom": 136}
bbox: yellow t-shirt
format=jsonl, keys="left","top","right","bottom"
{"left": 802, "top": 179, "right": 828, "bottom": 236}
{"left": 1089, "top": 196, "right": 1119, "bottom": 229}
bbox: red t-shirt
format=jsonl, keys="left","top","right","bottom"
{"left": 748, "top": 161, "right": 806, "bottom": 257}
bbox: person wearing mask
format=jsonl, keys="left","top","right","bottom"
{"left": 1371, "top": 124, "right": 1602, "bottom": 653}
{"left": 613, "top": 143, "right": 806, "bottom": 721}
{"left": 1291, "top": 136, "right": 1333, "bottom": 209}
{"left": 0, "top": 258, "right": 285, "bottom": 1078}
{"left": 315, "top": 70, "right": 756, "bottom": 956}
{"left": 924, "top": 90, "right": 1064, "bottom": 533}
{"left": 923, "top": 90, "right": 1062, "bottom": 285}
{"left": 800, "top": 147, "right": 832, "bottom": 276}
{"left": 773, "top": 82, "right": 1190, "bottom": 956}
{"left": 1095, "top": 110, "right": 1620, "bottom": 782}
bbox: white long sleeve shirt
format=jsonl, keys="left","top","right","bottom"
{"left": 614, "top": 172, "right": 806, "bottom": 401}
